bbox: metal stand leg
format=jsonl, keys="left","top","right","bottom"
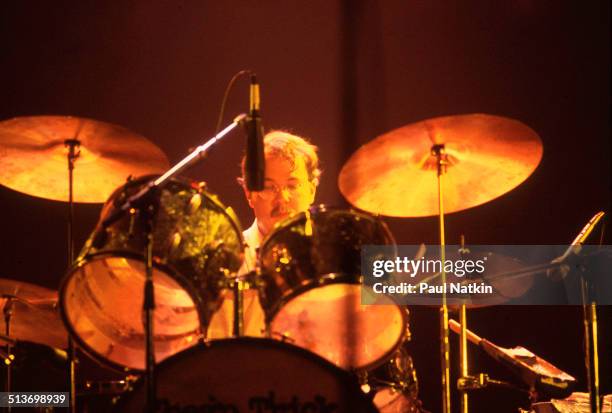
{"left": 4, "top": 299, "right": 13, "bottom": 413}
{"left": 460, "top": 304, "right": 469, "bottom": 413}
{"left": 581, "top": 278, "right": 601, "bottom": 413}
{"left": 233, "top": 277, "right": 244, "bottom": 337}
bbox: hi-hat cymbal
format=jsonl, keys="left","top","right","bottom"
{"left": 339, "top": 114, "right": 543, "bottom": 217}
{"left": 0, "top": 278, "right": 67, "bottom": 349}
{"left": 0, "top": 115, "right": 170, "bottom": 203}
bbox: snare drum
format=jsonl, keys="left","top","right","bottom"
{"left": 116, "top": 337, "right": 377, "bottom": 412}
{"left": 258, "top": 205, "right": 408, "bottom": 370}
{"left": 60, "top": 176, "right": 243, "bottom": 371}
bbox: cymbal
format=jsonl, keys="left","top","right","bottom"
{"left": 0, "top": 115, "right": 170, "bottom": 203}
{"left": 339, "top": 114, "right": 543, "bottom": 217}
{"left": 409, "top": 250, "right": 533, "bottom": 308}
{"left": 0, "top": 278, "right": 67, "bottom": 349}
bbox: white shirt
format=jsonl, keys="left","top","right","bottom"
{"left": 240, "top": 220, "right": 264, "bottom": 274}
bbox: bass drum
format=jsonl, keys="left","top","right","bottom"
{"left": 115, "top": 337, "right": 377, "bottom": 413}
{"left": 60, "top": 176, "right": 243, "bottom": 371}
{"left": 258, "top": 205, "right": 407, "bottom": 370}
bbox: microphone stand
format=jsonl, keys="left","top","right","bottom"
{"left": 101, "top": 114, "right": 246, "bottom": 412}
{"left": 581, "top": 274, "right": 601, "bottom": 413}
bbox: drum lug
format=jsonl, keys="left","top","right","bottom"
{"left": 269, "top": 331, "right": 295, "bottom": 344}
{"left": 128, "top": 208, "right": 137, "bottom": 238}
{"left": 187, "top": 193, "right": 202, "bottom": 213}
{"left": 357, "top": 371, "right": 372, "bottom": 394}
{"left": 170, "top": 232, "right": 182, "bottom": 253}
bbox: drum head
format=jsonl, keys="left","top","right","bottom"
{"left": 259, "top": 206, "right": 406, "bottom": 370}
{"left": 62, "top": 256, "right": 201, "bottom": 371}
{"left": 116, "top": 337, "right": 377, "bottom": 412}
{"left": 270, "top": 283, "right": 406, "bottom": 369}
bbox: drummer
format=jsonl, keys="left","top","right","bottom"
{"left": 207, "top": 130, "right": 321, "bottom": 338}
{"left": 239, "top": 130, "right": 321, "bottom": 272}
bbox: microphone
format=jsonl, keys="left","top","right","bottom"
{"left": 548, "top": 211, "right": 605, "bottom": 280}
{"left": 244, "top": 74, "right": 265, "bottom": 191}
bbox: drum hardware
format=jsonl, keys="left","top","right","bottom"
{"left": 79, "top": 376, "right": 138, "bottom": 411}
{"left": 358, "top": 342, "right": 424, "bottom": 413}
{"left": 576, "top": 212, "right": 606, "bottom": 413}
{"left": 232, "top": 273, "right": 246, "bottom": 337}
{"left": 3, "top": 296, "right": 14, "bottom": 401}
{"left": 269, "top": 331, "right": 296, "bottom": 344}
{"left": 449, "top": 319, "right": 577, "bottom": 404}
{"left": 225, "top": 270, "right": 262, "bottom": 337}
{"left": 339, "top": 113, "right": 544, "bottom": 413}
{"left": 456, "top": 373, "right": 519, "bottom": 392}
{"left": 432, "top": 142, "right": 453, "bottom": 413}
{"left": 83, "top": 376, "right": 137, "bottom": 395}
{"left": 66, "top": 136, "right": 79, "bottom": 413}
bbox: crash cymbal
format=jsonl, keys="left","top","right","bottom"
{"left": 0, "top": 278, "right": 67, "bottom": 349}
{"left": 339, "top": 114, "right": 543, "bottom": 217}
{"left": 0, "top": 115, "right": 170, "bottom": 203}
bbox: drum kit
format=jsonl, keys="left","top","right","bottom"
{"left": 0, "top": 111, "right": 605, "bottom": 413}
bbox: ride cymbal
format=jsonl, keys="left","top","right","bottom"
{"left": 339, "top": 114, "right": 543, "bottom": 217}
{"left": 0, "top": 115, "right": 169, "bottom": 203}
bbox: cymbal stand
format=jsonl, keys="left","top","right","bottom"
{"left": 432, "top": 144, "right": 451, "bottom": 413}
{"left": 458, "top": 237, "right": 469, "bottom": 413}
{"left": 65, "top": 138, "right": 80, "bottom": 413}
{"left": 3, "top": 297, "right": 14, "bottom": 413}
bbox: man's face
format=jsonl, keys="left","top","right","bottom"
{"left": 244, "top": 154, "right": 316, "bottom": 236}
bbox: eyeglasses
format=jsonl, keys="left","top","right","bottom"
{"left": 254, "top": 181, "right": 307, "bottom": 200}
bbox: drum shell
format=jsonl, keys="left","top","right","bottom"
{"left": 114, "top": 337, "right": 378, "bottom": 413}
{"left": 257, "top": 205, "right": 407, "bottom": 371}
{"left": 85, "top": 175, "right": 243, "bottom": 318}
{"left": 60, "top": 176, "right": 244, "bottom": 371}
{"left": 258, "top": 205, "right": 395, "bottom": 318}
